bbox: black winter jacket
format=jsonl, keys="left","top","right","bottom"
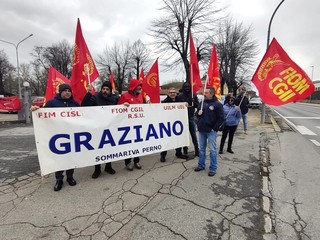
{"left": 176, "top": 82, "right": 199, "bottom": 118}
{"left": 45, "top": 94, "right": 79, "bottom": 108}
{"left": 81, "top": 92, "right": 118, "bottom": 106}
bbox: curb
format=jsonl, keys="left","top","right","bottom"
{"left": 260, "top": 115, "right": 281, "bottom": 239}
{"left": 0, "top": 120, "right": 26, "bottom": 125}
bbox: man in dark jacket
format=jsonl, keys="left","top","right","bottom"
{"left": 235, "top": 91, "right": 249, "bottom": 134}
{"left": 81, "top": 81, "right": 118, "bottom": 178}
{"left": 159, "top": 87, "right": 188, "bottom": 162}
{"left": 31, "top": 83, "right": 79, "bottom": 191}
{"left": 176, "top": 82, "right": 200, "bottom": 157}
{"left": 194, "top": 87, "right": 224, "bottom": 177}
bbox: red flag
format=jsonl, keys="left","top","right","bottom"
{"left": 44, "top": 66, "right": 71, "bottom": 105}
{"left": 207, "top": 44, "right": 221, "bottom": 101}
{"left": 70, "top": 18, "right": 99, "bottom": 104}
{"left": 109, "top": 72, "right": 116, "bottom": 91}
{"left": 142, "top": 59, "right": 160, "bottom": 103}
{"left": 189, "top": 32, "right": 202, "bottom": 93}
{"left": 139, "top": 68, "right": 145, "bottom": 82}
{"left": 252, "top": 38, "right": 315, "bottom": 106}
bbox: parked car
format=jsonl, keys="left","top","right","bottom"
{"left": 248, "top": 97, "right": 262, "bottom": 109}
{"left": 31, "top": 96, "right": 45, "bottom": 107}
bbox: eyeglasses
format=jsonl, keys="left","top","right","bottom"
{"left": 62, "top": 89, "right": 71, "bottom": 92}
{"left": 169, "top": 92, "right": 176, "bottom": 94}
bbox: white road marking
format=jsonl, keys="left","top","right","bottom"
{"left": 317, "top": 126, "right": 320, "bottom": 130}
{"left": 310, "top": 139, "right": 320, "bottom": 147}
{"left": 296, "top": 125, "right": 316, "bottom": 135}
{"left": 286, "top": 117, "right": 320, "bottom": 119}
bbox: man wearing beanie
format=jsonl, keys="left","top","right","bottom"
{"left": 30, "top": 83, "right": 79, "bottom": 191}
{"left": 81, "top": 81, "right": 118, "bottom": 178}
{"left": 117, "top": 78, "right": 143, "bottom": 171}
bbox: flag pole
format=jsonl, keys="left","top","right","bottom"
{"left": 200, "top": 74, "right": 209, "bottom": 111}
{"left": 238, "top": 91, "right": 246, "bottom": 106}
{"left": 85, "top": 63, "right": 91, "bottom": 85}
{"left": 190, "top": 64, "right": 194, "bottom": 107}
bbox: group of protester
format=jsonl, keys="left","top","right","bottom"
{"left": 30, "top": 78, "right": 145, "bottom": 191}
{"left": 30, "top": 79, "right": 249, "bottom": 191}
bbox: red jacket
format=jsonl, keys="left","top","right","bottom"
{"left": 118, "top": 79, "right": 143, "bottom": 104}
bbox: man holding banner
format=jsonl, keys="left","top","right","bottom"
{"left": 117, "top": 78, "right": 144, "bottom": 171}
{"left": 82, "top": 81, "right": 118, "bottom": 179}
{"left": 31, "top": 83, "right": 79, "bottom": 191}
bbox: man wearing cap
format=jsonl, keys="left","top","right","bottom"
{"left": 30, "top": 83, "right": 79, "bottom": 191}
{"left": 117, "top": 78, "right": 143, "bottom": 171}
{"left": 81, "top": 81, "right": 118, "bottom": 178}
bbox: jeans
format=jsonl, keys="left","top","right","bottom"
{"left": 198, "top": 131, "right": 218, "bottom": 172}
{"left": 242, "top": 113, "right": 248, "bottom": 130}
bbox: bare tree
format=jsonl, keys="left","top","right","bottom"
{"left": 214, "top": 18, "right": 259, "bottom": 95}
{"left": 130, "top": 39, "right": 150, "bottom": 79}
{"left": 31, "top": 40, "right": 73, "bottom": 78}
{"left": 0, "top": 50, "right": 15, "bottom": 94}
{"left": 30, "top": 40, "right": 73, "bottom": 95}
{"left": 97, "top": 41, "right": 131, "bottom": 93}
{"left": 149, "top": 0, "right": 223, "bottom": 82}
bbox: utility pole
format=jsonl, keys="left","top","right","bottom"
{"left": 261, "top": 0, "right": 285, "bottom": 124}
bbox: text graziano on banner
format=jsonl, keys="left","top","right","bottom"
{"left": 32, "top": 103, "right": 190, "bottom": 175}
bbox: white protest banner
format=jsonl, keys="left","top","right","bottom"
{"left": 32, "top": 103, "right": 189, "bottom": 175}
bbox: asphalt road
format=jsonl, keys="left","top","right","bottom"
{"left": 0, "top": 122, "right": 39, "bottom": 181}
{"left": 271, "top": 102, "right": 320, "bottom": 153}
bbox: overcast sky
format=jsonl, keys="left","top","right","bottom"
{"left": 1, "top": 0, "right": 319, "bottom": 85}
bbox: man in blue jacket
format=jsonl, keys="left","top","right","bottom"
{"left": 31, "top": 83, "right": 79, "bottom": 191}
{"left": 194, "top": 87, "right": 224, "bottom": 177}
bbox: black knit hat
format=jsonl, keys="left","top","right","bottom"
{"left": 58, "top": 83, "right": 72, "bottom": 94}
{"left": 101, "top": 81, "right": 112, "bottom": 90}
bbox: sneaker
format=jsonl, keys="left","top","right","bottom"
{"left": 105, "top": 166, "right": 116, "bottom": 175}
{"left": 67, "top": 178, "right": 77, "bottom": 186}
{"left": 194, "top": 167, "right": 204, "bottom": 172}
{"left": 208, "top": 171, "right": 216, "bottom": 177}
{"left": 54, "top": 180, "right": 63, "bottom": 191}
{"left": 244, "top": 130, "right": 248, "bottom": 135}
{"left": 92, "top": 171, "right": 101, "bottom": 179}
{"left": 126, "top": 163, "right": 133, "bottom": 171}
{"left": 176, "top": 154, "right": 188, "bottom": 159}
{"left": 227, "top": 149, "right": 234, "bottom": 154}
{"left": 134, "top": 163, "right": 142, "bottom": 169}
{"left": 160, "top": 157, "right": 166, "bottom": 162}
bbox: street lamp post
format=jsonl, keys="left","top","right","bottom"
{"left": 261, "top": 0, "right": 285, "bottom": 124}
{"left": 0, "top": 34, "right": 33, "bottom": 99}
